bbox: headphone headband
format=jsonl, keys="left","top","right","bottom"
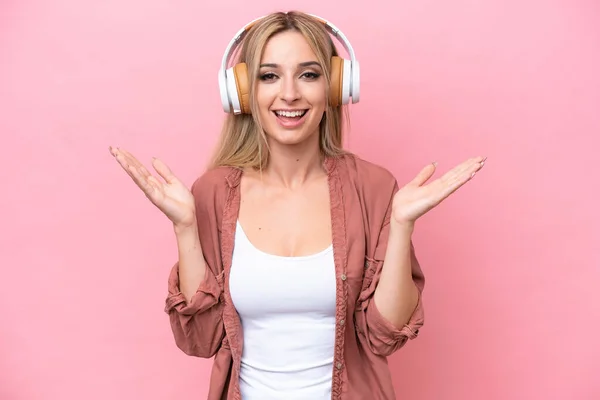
{"left": 219, "top": 13, "right": 357, "bottom": 82}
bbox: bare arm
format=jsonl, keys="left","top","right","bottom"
{"left": 373, "top": 221, "right": 420, "bottom": 329}
{"left": 174, "top": 222, "right": 207, "bottom": 303}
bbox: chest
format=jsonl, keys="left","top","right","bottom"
{"left": 237, "top": 176, "right": 332, "bottom": 258}
{"left": 230, "top": 220, "right": 337, "bottom": 318}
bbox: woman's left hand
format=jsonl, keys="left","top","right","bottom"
{"left": 391, "top": 156, "right": 486, "bottom": 225}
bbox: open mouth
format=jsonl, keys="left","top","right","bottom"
{"left": 273, "top": 109, "right": 308, "bottom": 120}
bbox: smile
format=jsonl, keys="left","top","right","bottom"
{"left": 272, "top": 109, "right": 309, "bottom": 128}
{"left": 273, "top": 110, "right": 308, "bottom": 118}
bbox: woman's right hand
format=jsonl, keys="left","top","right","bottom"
{"left": 109, "top": 146, "right": 196, "bottom": 229}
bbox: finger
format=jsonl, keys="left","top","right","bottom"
{"left": 111, "top": 148, "right": 131, "bottom": 172}
{"left": 118, "top": 148, "right": 152, "bottom": 179}
{"left": 410, "top": 162, "right": 437, "bottom": 187}
{"left": 127, "top": 162, "right": 156, "bottom": 197}
{"left": 472, "top": 156, "right": 487, "bottom": 176}
{"left": 147, "top": 175, "right": 164, "bottom": 192}
{"left": 452, "top": 156, "right": 482, "bottom": 176}
{"left": 460, "top": 156, "right": 486, "bottom": 181}
{"left": 111, "top": 148, "right": 154, "bottom": 191}
{"left": 110, "top": 147, "right": 137, "bottom": 173}
{"left": 439, "top": 156, "right": 486, "bottom": 196}
{"left": 152, "top": 157, "right": 178, "bottom": 184}
{"left": 441, "top": 171, "right": 475, "bottom": 197}
{"left": 440, "top": 156, "right": 485, "bottom": 184}
{"left": 112, "top": 151, "right": 144, "bottom": 185}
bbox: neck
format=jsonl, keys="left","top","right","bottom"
{"left": 261, "top": 136, "right": 325, "bottom": 189}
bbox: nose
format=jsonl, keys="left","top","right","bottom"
{"left": 279, "top": 76, "right": 300, "bottom": 103}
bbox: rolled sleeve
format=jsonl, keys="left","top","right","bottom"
{"left": 165, "top": 261, "right": 223, "bottom": 315}
{"left": 361, "top": 285, "right": 424, "bottom": 356}
{"left": 164, "top": 261, "right": 225, "bottom": 358}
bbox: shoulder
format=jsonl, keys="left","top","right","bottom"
{"left": 335, "top": 153, "right": 399, "bottom": 217}
{"left": 336, "top": 153, "right": 398, "bottom": 194}
{"left": 190, "top": 166, "right": 240, "bottom": 211}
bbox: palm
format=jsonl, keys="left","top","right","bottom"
{"left": 392, "top": 156, "right": 486, "bottom": 224}
{"left": 109, "top": 147, "right": 196, "bottom": 227}
{"left": 144, "top": 177, "right": 195, "bottom": 225}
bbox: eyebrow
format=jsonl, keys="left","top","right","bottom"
{"left": 259, "top": 61, "right": 322, "bottom": 68}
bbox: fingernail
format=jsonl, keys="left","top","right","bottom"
{"left": 432, "top": 161, "right": 438, "bottom": 167}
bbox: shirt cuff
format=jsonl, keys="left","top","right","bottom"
{"left": 164, "top": 262, "right": 223, "bottom": 316}
{"left": 367, "top": 289, "right": 424, "bottom": 341}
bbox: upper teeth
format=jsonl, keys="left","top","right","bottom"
{"left": 276, "top": 110, "right": 305, "bottom": 117}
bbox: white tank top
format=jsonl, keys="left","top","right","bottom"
{"left": 229, "top": 221, "right": 337, "bottom": 400}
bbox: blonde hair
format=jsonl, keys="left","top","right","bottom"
{"left": 208, "top": 11, "right": 350, "bottom": 170}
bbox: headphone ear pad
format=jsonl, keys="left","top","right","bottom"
{"left": 329, "top": 56, "right": 344, "bottom": 107}
{"left": 233, "top": 63, "right": 251, "bottom": 114}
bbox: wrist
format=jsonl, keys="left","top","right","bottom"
{"left": 173, "top": 219, "right": 198, "bottom": 236}
{"left": 390, "top": 218, "right": 415, "bottom": 235}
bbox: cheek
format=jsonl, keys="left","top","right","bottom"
{"left": 255, "top": 84, "right": 276, "bottom": 105}
{"left": 255, "top": 91, "right": 274, "bottom": 121}
{"left": 307, "top": 86, "right": 327, "bottom": 108}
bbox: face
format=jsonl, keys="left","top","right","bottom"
{"left": 255, "top": 30, "right": 327, "bottom": 148}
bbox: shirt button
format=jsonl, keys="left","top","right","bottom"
{"left": 339, "top": 319, "right": 345, "bottom": 325}
{"left": 336, "top": 362, "right": 343, "bottom": 370}
{"left": 340, "top": 274, "right": 347, "bottom": 281}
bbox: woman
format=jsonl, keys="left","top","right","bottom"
{"left": 109, "top": 11, "right": 485, "bottom": 400}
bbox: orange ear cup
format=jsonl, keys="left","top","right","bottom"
{"left": 328, "top": 56, "right": 343, "bottom": 108}
{"left": 233, "top": 63, "right": 251, "bottom": 114}
{"left": 232, "top": 56, "right": 344, "bottom": 114}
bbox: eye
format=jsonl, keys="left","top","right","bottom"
{"left": 259, "top": 72, "right": 277, "bottom": 81}
{"left": 301, "top": 72, "right": 321, "bottom": 80}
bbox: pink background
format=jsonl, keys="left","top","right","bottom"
{"left": 1, "top": 0, "right": 598, "bottom": 399}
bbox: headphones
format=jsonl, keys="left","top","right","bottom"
{"left": 218, "top": 13, "right": 360, "bottom": 114}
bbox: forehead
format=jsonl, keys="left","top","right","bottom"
{"left": 260, "top": 30, "right": 318, "bottom": 64}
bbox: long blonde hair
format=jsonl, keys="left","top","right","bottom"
{"left": 208, "top": 11, "right": 350, "bottom": 170}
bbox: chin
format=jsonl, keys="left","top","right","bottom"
{"left": 267, "top": 129, "right": 314, "bottom": 146}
